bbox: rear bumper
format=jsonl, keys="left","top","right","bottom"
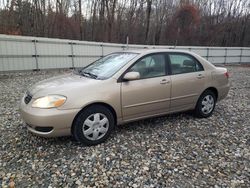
{"left": 20, "top": 97, "right": 80, "bottom": 137}
{"left": 217, "top": 82, "right": 230, "bottom": 101}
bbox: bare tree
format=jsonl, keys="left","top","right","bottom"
{"left": 105, "top": 0, "right": 117, "bottom": 42}
{"left": 0, "top": 0, "right": 249, "bottom": 46}
{"left": 78, "top": 0, "right": 83, "bottom": 40}
{"left": 145, "top": 0, "right": 152, "bottom": 43}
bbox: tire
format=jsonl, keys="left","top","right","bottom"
{"left": 72, "top": 105, "right": 115, "bottom": 145}
{"left": 194, "top": 90, "right": 216, "bottom": 118}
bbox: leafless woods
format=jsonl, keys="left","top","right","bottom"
{"left": 0, "top": 0, "right": 249, "bottom": 46}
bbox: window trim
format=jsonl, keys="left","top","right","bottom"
{"left": 167, "top": 52, "right": 204, "bottom": 75}
{"left": 117, "top": 52, "right": 169, "bottom": 82}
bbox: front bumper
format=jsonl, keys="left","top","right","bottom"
{"left": 20, "top": 97, "right": 80, "bottom": 137}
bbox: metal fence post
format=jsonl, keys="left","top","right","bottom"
{"left": 32, "top": 39, "right": 39, "bottom": 70}
{"left": 239, "top": 48, "right": 243, "bottom": 64}
{"left": 101, "top": 43, "right": 104, "bottom": 57}
{"left": 206, "top": 48, "right": 209, "bottom": 60}
{"left": 69, "top": 42, "right": 75, "bottom": 68}
{"left": 224, "top": 48, "right": 227, "bottom": 64}
{"left": 126, "top": 35, "right": 129, "bottom": 49}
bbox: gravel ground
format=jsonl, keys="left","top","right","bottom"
{"left": 0, "top": 66, "right": 249, "bottom": 187}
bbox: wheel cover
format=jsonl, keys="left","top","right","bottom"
{"left": 82, "top": 113, "right": 109, "bottom": 141}
{"left": 201, "top": 95, "right": 214, "bottom": 115}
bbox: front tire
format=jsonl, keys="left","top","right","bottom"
{"left": 194, "top": 90, "right": 216, "bottom": 118}
{"left": 72, "top": 105, "right": 115, "bottom": 145}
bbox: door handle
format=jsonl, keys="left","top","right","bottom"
{"left": 197, "top": 74, "right": 205, "bottom": 79}
{"left": 160, "top": 79, "right": 170, "bottom": 84}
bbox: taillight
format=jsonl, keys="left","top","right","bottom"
{"left": 224, "top": 72, "right": 229, "bottom": 79}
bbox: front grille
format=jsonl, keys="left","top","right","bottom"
{"left": 24, "top": 92, "right": 32, "bottom": 104}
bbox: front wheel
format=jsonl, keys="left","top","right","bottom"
{"left": 72, "top": 105, "right": 115, "bottom": 145}
{"left": 194, "top": 90, "right": 216, "bottom": 118}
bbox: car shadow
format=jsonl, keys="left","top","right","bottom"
{"left": 22, "top": 110, "right": 195, "bottom": 147}
{"left": 115, "top": 110, "right": 194, "bottom": 130}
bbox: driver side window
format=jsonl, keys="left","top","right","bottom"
{"left": 129, "top": 54, "right": 166, "bottom": 79}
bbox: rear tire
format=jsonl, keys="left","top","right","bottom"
{"left": 72, "top": 105, "right": 115, "bottom": 145}
{"left": 194, "top": 90, "right": 216, "bottom": 118}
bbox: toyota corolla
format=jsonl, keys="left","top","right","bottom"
{"left": 20, "top": 49, "right": 230, "bottom": 145}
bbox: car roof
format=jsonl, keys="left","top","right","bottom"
{"left": 121, "top": 48, "right": 196, "bottom": 56}
{"left": 120, "top": 48, "right": 214, "bottom": 68}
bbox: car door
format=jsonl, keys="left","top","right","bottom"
{"left": 121, "top": 53, "right": 171, "bottom": 121}
{"left": 168, "top": 53, "right": 206, "bottom": 111}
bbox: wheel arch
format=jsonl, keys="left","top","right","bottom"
{"left": 194, "top": 87, "right": 218, "bottom": 118}
{"left": 71, "top": 102, "right": 117, "bottom": 135}
{"left": 195, "top": 87, "right": 218, "bottom": 108}
{"left": 203, "top": 87, "right": 218, "bottom": 100}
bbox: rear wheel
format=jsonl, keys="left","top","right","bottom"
{"left": 72, "top": 105, "right": 115, "bottom": 145}
{"left": 194, "top": 90, "right": 216, "bottom": 118}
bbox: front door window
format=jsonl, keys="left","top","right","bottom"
{"left": 129, "top": 54, "right": 166, "bottom": 79}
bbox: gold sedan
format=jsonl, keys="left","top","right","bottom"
{"left": 20, "top": 49, "right": 230, "bottom": 145}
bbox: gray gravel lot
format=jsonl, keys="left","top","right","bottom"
{"left": 0, "top": 66, "right": 250, "bottom": 187}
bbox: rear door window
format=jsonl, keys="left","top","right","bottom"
{"left": 169, "top": 53, "right": 204, "bottom": 75}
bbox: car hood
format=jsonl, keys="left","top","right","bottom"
{"left": 29, "top": 73, "right": 101, "bottom": 98}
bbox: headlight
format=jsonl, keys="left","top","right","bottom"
{"left": 32, "top": 95, "right": 66, "bottom": 108}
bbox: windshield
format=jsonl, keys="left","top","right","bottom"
{"left": 77, "top": 52, "right": 138, "bottom": 79}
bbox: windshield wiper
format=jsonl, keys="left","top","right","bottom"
{"left": 80, "top": 71, "right": 98, "bottom": 79}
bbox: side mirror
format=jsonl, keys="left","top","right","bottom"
{"left": 123, "top": 72, "right": 140, "bottom": 81}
